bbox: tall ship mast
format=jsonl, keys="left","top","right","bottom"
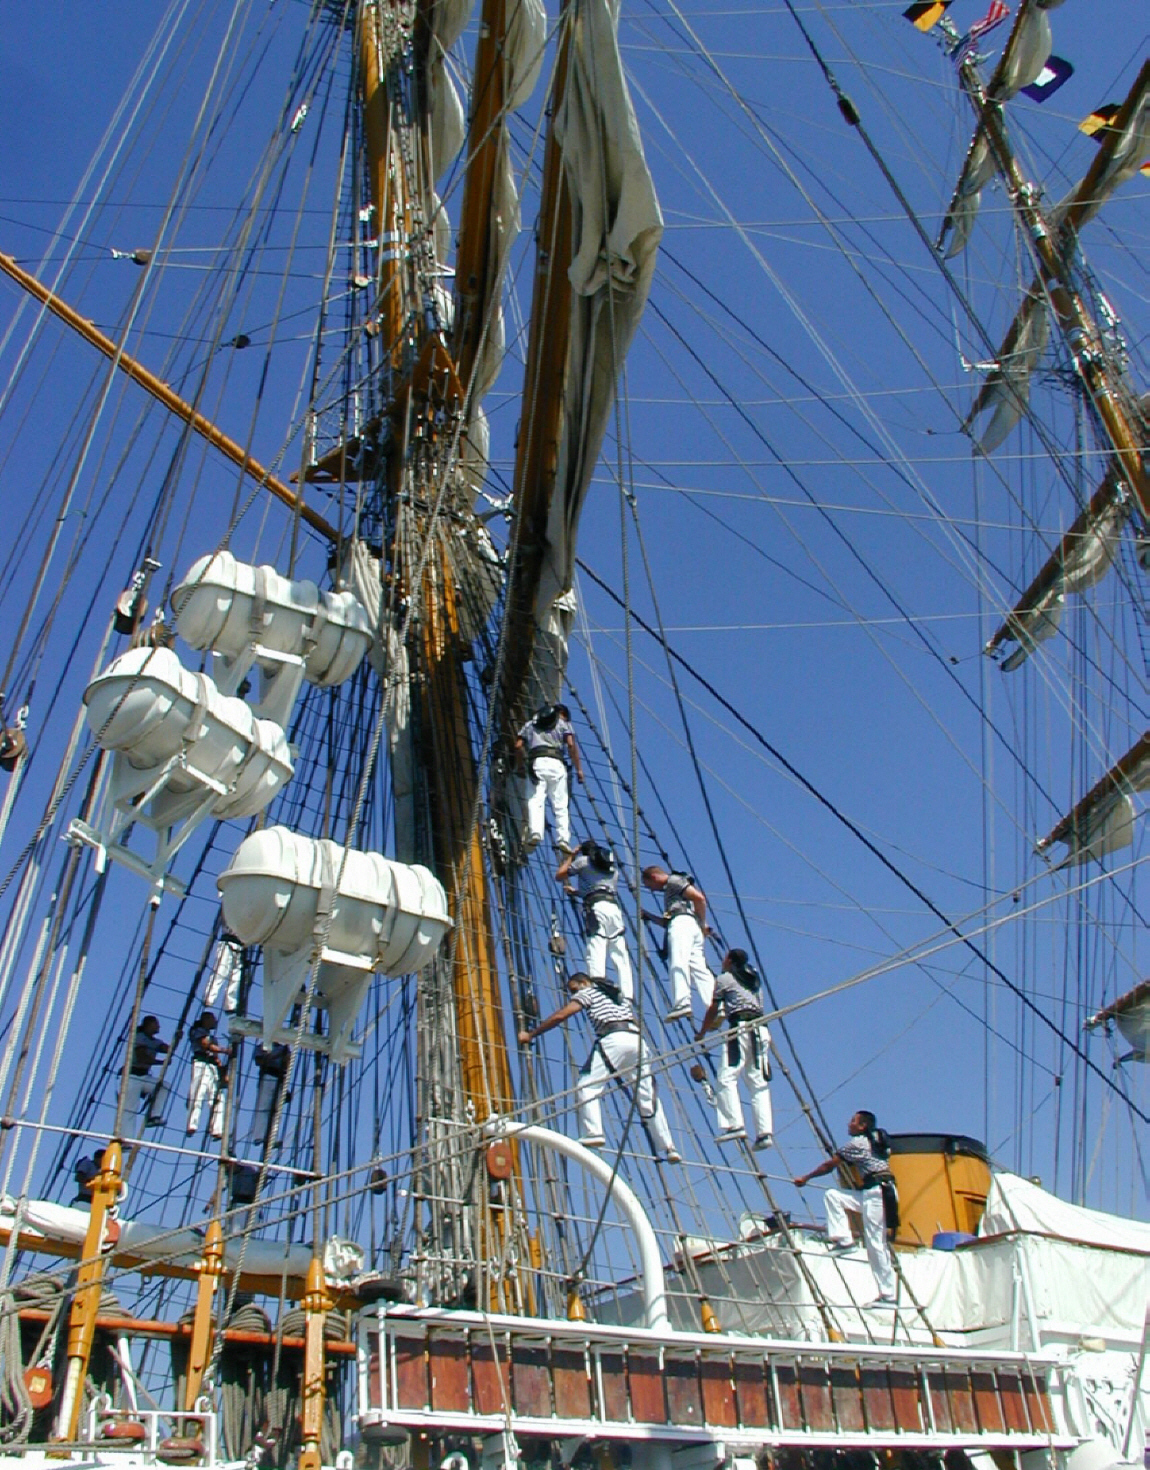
{"left": 0, "top": 3, "right": 1145, "bottom": 1469}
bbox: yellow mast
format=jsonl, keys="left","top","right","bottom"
{"left": 53, "top": 1141, "right": 122, "bottom": 1443}
{"left": 182, "top": 1220, "right": 224, "bottom": 1412}
{"left": 357, "top": 2, "right": 514, "bottom": 1131}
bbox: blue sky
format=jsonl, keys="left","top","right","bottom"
{"left": 0, "top": 0, "right": 1145, "bottom": 1250}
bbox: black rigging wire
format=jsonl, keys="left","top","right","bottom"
{"left": 577, "top": 556, "right": 1150, "bottom": 1127}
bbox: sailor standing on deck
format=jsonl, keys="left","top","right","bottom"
{"left": 794, "top": 1110, "right": 898, "bottom": 1305}
{"left": 695, "top": 949, "right": 772, "bottom": 1149}
{"left": 518, "top": 973, "right": 680, "bottom": 1163}
{"left": 641, "top": 865, "right": 716, "bottom": 1021}
{"left": 187, "top": 1010, "right": 231, "bottom": 1141}
{"left": 556, "top": 840, "right": 634, "bottom": 999}
{"left": 515, "top": 704, "right": 584, "bottom": 854}
{"left": 123, "top": 1015, "right": 169, "bottom": 1130}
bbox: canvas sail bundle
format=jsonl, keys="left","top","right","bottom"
{"left": 532, "top": 0, "right": 663, "bottom": 687}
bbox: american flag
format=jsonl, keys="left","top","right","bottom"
{"left": 969, "top": 0, "right": 1010, "bottom": 39}
{"left": 952, "top": 0, "right": 1010, "bottom": 67}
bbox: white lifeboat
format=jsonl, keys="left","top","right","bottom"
{"left": 83, "top": 646, "right": 293, "bottom": 820}
{"left": 217, "top": 827, "right": 450, "bottom": 1060}
{"left": 171, "top": 552, "right": 372, "bottom": 725}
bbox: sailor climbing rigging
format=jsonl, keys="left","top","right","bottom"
{"left": 518, "top": 973, "right": 681, "bottom": 1163}
{"left": 556, "top": 839, "right": 634, "bottom": 999}
{"left": 515, "top": 704, "right": 584, "bottom": 854}
{"left": 187, "top": 1009, "right": 231, "bottom": 1141}
{"left": 641, "top": 865, "right": 716, "bottom": 1021}
{"left": 695, "top": 948, "right": 772, "bottom": 1149}
{"left": 123, "top": 1014, "right": 169, "bottom": 1131}
{"left": 794, "top": 1110, "right": 899, "bottom": 1305}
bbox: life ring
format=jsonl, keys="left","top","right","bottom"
{"left": 22, "top": 1366, "right": 53, "bottom": 1411}
{"left": 102, "top": 1419, "right": 147, "bottom": 1442}
{"left": 156, "top": 1436, "right": 205, "bottom": 1463}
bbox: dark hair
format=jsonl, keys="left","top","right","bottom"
{"left": 582, "top": 840, "right": 615, "bottom": 874}
{"left": 726, "top": 948, "right": 761, "bottom": 991}
{"left": 535, "top": 704, "right": 560, "bottom": 730}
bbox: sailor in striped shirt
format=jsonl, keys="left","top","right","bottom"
{"left": 519, "top": 973, "right": 680, "bottom": 1163}
{"left": 695, "top": 948, "right": 773, "bottom": 1149}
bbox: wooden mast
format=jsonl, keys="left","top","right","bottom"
{"left": 0, "top": 253, "right": 337, "bottom": 541}
{"left": 498, "top": 16, "right": 574, "bottom": 727}
{"left": 358, "top": 1, "right": 514, "bottom": 1130}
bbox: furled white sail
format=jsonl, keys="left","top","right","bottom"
{"left": 345, "top": 540, "right": 415, "bottom": 860}
{"left": 970, "top": 297, "right": 1048, "bottom": 451}
{"left": 1050, "top": 89, "right": 1150, "bottom": 234}
{"left": 1038, "top": 737, "right": 1150, "bottom": 866}
{"left": 533, "top": 0, "right": 663, "bottom": 675}
{"left": 992, "top": 6, "right": 1051, "bottom": 102}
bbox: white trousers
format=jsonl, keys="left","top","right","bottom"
{"left": 525, "top": 757, "right": 570, "bottom": 848}
{"left": 584, "top": 899, "right": 633, "bottom": 999}
{"left": 187, "top": 1060, "right": 226, "bottom": 1139}
{"left": 204, "top": 940, "right": 242, "bottom": 1011}
{"left": 666, "top": 914, "right": 714, "bottom": 1010}
{"left": 825, "top": 1185, "right": 896, "bottom": 1300}
{"left": 714, "top": 1023, "right": 772, "bottom": 1138}
{"left": 577, "top": 1031, "right": 674, "bottom": 1155}
{"left": 248, "top": 1074, "right": 280, "bottom": 1145}
{"left": 124, "top": 1073, "right": 168, "bottom": 1127}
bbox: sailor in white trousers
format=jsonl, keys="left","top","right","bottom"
{"left": 515, "top": 705, "right": 584, "bottom": 852}
{"left": 641, "top": 865, "right": 716, "bottom": 1021}
{"left": 696, "top": 949, "right": 772, "bottom": 1147}
{"left": 186, "top": 1010, "right": 231, "bottom": 1140}
{"left": 248, "top": 1042, "right": 289, "bottom": 1146}
{"left": 518, "top": 973, "right": 680, "bottom": 1162}
{"left": 556, "top": 840, "right": 634, "bottom": 999}
{"left": 794, "top": 1109, "right": 898, "bottom": 1304}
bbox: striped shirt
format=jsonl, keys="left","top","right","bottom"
{"left": 663, "top": 871, "right": 696, "bottom": 920}
{"left": 838, "top": 1135, "right": 894, "bottom": 1185}
{"left": 570, "top": 853, "right": 619, "bottom": 903}
{"left": 575, "top": 984, "right": 638, "bottom": 1037}
{"left": 712, "top": 970, "right": 764, "bottom": 1021}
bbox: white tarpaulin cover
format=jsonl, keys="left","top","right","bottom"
{"left": 533, "top": 0, "right": 663, "bottom": 678}
{"left": 981, "top": 1171, "right": 1150, "bottom": 1253}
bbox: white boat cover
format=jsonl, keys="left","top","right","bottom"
{"left": 980, "top": 1171, "right": 1150, "bottom": 1254}
{"left": 84, "top": 646, "right": 293, "bottom": 819}
{"left": 218, "top": 825, "right": 450, "bottom": 975}
{"left": 533, "top": 0, "right": 663, "bottom": 688}
{"left": 1, "top": 1195, "right": 363, "bottom": 1287}
{"left": 171, "top": 551, "right": 372, "bottom": 688}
